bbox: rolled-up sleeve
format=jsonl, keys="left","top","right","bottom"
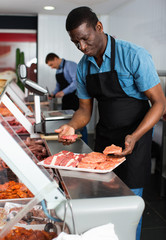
{"left": 132, "top": 49, "right": 160, "bottom": 92}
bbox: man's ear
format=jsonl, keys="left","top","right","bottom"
{"left": 96, "top": 21, "right": 103, "bottom": 32}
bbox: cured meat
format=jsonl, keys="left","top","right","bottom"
{"left": 23, "top": 137, "right": 48, "bottom": 161}
{"left": 16, "top": 126, "right": 28, "bottom": 134}
{"left": 61, "top": 134, "right": 78, "bottom": 141}
{"left": 7, "top": 119, "right": 20, "bottom": 126}
{"left": 81, "top": 152, "right": 107, "bottom": 163}
{"left": 0, "top": 227, "right": 57, "bottom": 240}
{"left": 103, "top": 144, "right": 122, "bottom": 155}
{"left": 0, "top": 181, "right": 34, "bottom": 199}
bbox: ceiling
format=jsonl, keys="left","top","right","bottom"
{"left": 0, "top": 0, "right": 132, "bottom": 16}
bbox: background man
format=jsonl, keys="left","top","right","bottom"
{"left": 46, "top": 53, "right": 88, "bottom": 143}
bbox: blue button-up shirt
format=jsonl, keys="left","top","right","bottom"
{"left": 76, "top": 34, "right": 160, "bottom": 100}
{"left": 53, "top": 59, "right": 77, "bottom": 95}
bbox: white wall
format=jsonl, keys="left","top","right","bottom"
{"left": 38, "top": 15, "right": 83, "bottom": 91}
{"left": 108, "top": 0, "right": 166, "bottom": 71}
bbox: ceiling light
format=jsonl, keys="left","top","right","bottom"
{"left": 44, "top": 6, "right": 55, "bottom": 11}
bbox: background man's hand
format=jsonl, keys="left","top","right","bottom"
{"left": 55, "top": 91, "right": 64, "bottom": 98}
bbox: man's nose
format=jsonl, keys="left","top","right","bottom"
{"left": 79, "top": 40, "right": 87, "bottom": 51}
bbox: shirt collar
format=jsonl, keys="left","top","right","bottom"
{"left": 88, "top": 34, "right": 111, "bottom": 65}
{"left": 58, "top": 58, "right": 64, "bottom": 69}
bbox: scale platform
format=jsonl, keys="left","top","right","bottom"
{"left": 42, "top": 110, "right": 74, "bottom": 120}
{"left": 34, "top": 110, "right": 74, "bottom": 135}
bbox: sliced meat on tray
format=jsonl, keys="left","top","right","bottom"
{"left": 103, "top": 144, "right": 122, "bottom": 155}
{"left": 95, "top": 161, "right": 116, "bottom": 170}
{"left": 81, "top": 152, "right": 107, "bottom": 163}
{"left": 60, "top": 153, "right": 88, "bottom": 167}
{"left": 78, "top": 152, "right": 125, "bottom": 170}
{"left": 42, "top": 149, "right": 126, "bottom": 171}
{"left": 77, "top": 162, "right": 98, "bottom": 169}
{"left": 60, "top": 158, "right": 79, "bottom": 167}
{"left": 43, "top": 151, "right": 86, "bottom": 167}
{"left": 106, "top": 155, "right": 125, "bottom": 163}
{"left": 44, "top": 151, "right": 73, "bottom": 165}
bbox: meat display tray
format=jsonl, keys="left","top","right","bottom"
{"left": 38, "top": 158, "right": 126, "bottom": 174}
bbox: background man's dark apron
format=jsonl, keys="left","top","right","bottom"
{"left": 56, "top": 60, "right": 79, "bottom": 111}
{"left": 86, "top": 36, "right": 152, "bottom": 188}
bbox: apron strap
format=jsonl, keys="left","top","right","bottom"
{"left": 88, "top": 36, "right": 115, "bottom": 74}
{"left": 110, "top": 36, "right": 115, "bottom": 71}
{"left": 62, "top": 59, "right": 66, "bottom": 68}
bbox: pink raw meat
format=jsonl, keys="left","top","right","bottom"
{"left": 61, "top": 134, "right": 78, "bottom": 141}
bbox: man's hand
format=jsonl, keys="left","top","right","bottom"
{"left": 48, "top": 93, "right": 54, "bottom": 100}
{"left": 162, "top": 98, "right": 166, "bottom": 121}
{"left": 116, "top": 135, "right": 137, "bottom": 156}
{"left": 55, "top": 124, "right": 75, "bottom": 145}
{"left": 55, "top": 91, "right": 64, "bottom": 98}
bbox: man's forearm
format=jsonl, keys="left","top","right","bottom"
{"left": 131, "top": 101, "right": 165, "bottom": 142}
{"left": 68, "top": 108, "right": 91, "bottom": 130}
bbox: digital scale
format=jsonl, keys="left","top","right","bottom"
{"left": 0, "top": 64, "right": 74, "bottom": 137}
{"left": 34, "top": 109, "right": 74, "bottom": 135}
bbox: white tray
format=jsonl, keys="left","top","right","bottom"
{"left": 38, "top": 158, "right": 126, "bottom": 174}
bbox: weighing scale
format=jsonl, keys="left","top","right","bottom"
{"left": 17, "top": 64, "right": 74, "bottom": 135}
{"left": 34, "top": 109, "right": 74, "bottom": 135}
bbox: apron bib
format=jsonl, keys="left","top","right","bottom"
{"left": 56, "top": 60, "right": 79, "bottom": 111}
{"left": 86, "top": 36, "right": 152, "bottom": 188}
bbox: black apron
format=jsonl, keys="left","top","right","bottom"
{"left": 56, "top": 60, "right": 79, "bottom": 111}
{"left": 86, "top": 36, "right": 152, "bottom": 188}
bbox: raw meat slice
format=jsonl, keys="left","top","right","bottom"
{"left": 60, "top": 153, "right": 86, "bottom": 167}
{"left": 60, "top": 157, "right": 79, "bottom": 167}
{"left": 61, "top": 134, "right": 78, "bottom": 141}
{"left": 43, "top": 151, "right": 74, "bottom": 165}
{"left": 77, "top": 162, "right": 98, "bottom": 169}
{"left": 106, "top": 155, "right": 125, "bottom": 163}
{"left": 103, "top": 144, "right": 122, "bottom": 155}
{"left": 81, "top": 152, "right": 107, "bottom": 163}
{"left": 96, "top": 161, "right": 116, "bottom": 170}
{"left": 43, "top": 155, "right": 54, "bottom": 165}
{"left": 66, "top": 159, "right": 79, "bottom": 167}
{"left": 74, "top": 153, "right": 87, "bottom": 162}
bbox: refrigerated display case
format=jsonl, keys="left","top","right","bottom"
{"left": 0, "top": 76, "right": 145, "bottom": 239}
{"left": 0, "top": 115, "right": 144, "bottom": 239}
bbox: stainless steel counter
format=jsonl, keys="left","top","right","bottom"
{"left": 46, "top": 139, "right": 134, "bottom": 199}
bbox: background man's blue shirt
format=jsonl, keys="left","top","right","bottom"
{"left": 76, "top": 34, "right": 160, "bottom": 99}
{"left": 53, "top": 59, "right": 77, "bottom": 95}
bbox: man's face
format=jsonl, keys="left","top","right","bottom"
{"left": 68, "top": 22, "right": 104, "bottom": 58}
{"left": 47, "top": 58, "right": 59, "bottom": 69}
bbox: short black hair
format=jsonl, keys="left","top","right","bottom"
{"left": 66, "top": 6, "right": 99, "bottom": 31}
{"left": 45, "top": 53, "right": 59, "bottom": 64}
